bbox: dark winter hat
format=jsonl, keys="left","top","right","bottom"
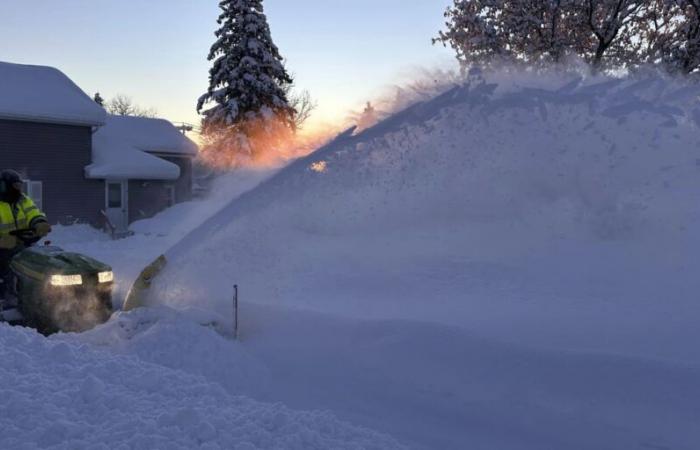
{"left": 0, "top": 169, "right": 25, "bottom": 185}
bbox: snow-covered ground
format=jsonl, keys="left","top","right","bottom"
{"left": 3, "top": 70, "right": 700, "bottom": 449}
{"left": 0, "top": 318, "right": 404, "bottom": 450}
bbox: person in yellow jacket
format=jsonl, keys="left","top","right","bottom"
{"left": 0, "top": 169, "right": 51, "bottom": 300}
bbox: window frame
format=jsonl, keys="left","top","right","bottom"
{"left": 22, "top": 180, "right": 43, "bottom": 211}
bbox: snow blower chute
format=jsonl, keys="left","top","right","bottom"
{"left": 122, "top": 254, "right": 167, "bottom": 312}
{"left": 0, "top": 229, "right": 114, "bottom": 334}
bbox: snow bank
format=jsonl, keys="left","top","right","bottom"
{"left": 0, "top": 322, "right": 405, "bottom": 450}
{"left": 42, "top": 70, "right": 700, "bottom": 449}
{"left": 0, "top": 61, "right": 105, "bottom": 126}
{"left": 154, "top": 70, "right": 700, "bottom": 362}
{"left": 66, "top": 304, "right": 700, "bottom": 450}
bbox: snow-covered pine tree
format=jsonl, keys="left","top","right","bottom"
{"left": 197, "top": 0, "right": 295, "bottom": 165}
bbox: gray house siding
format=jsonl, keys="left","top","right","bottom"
{"left": 158, "top": 155, "right": 193, "bottom": 203}
{"left": 126, "top": 155, "right": 193, "bottom": 223}
{"left": 128, "top": 180, "right": 170, "bottom": 222}
{"left": 0, "top": 119, "right": 103, "bottom": 225}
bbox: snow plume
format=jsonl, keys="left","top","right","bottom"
{"left": 156, "top": 68, "right": 700, "bottom": 359}
{"left": 201, "top": 67, "right": 469, "bottom": 169}
{"left": 346, "top": 67, "right": 466, "bottom": 133}
{"left": 346, "top": 61, "right": 599, "bottom": 133}
{"left": 197, "top": 116, "right": 338, "bottom": 170}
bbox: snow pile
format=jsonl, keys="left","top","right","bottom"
{"left": 154, "top": 71, "right": 700, "bottom": 360}
{"left": 0, "top": 323, "right": 404, "bottom": 450}
{"left": 67, "top": 304, "right": 700, "bottom": 450}
{"left": 112, "top": 70, "right": 700, "bottom": 448}
{"left": 0, "top": 61, "right": 106, "bottom": 126}
{"left": 30, "top": 70, "right": 700, "bottom": 449}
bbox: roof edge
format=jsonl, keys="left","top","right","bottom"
{"left": 0, "top": 112, "right": 105, "bottom": 127}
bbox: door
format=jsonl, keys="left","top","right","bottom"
{"left": 105, "top": 180, "right": 128, "bottom": 233}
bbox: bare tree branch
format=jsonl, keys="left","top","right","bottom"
{"left": 106, "top": 94, "right": 158, "bottom": 118}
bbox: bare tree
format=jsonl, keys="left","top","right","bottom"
{"left": 578, "top": 0, "right": 646, "bottom": 69}
{"left": 434, "top": 0, "right": 514, "bottom": 67}
{"left": 437, "top": 0, "right": 700, "bottom": 74}
{"left": 285, "top": 85, "right": 316, "bottom": 129}
{"left": 435, "top": 0, "right": 588, "bottom": 68}
{"left": 106, "top": 94, "right": 158, "bottom": 118}
{"left": 641, "top": 0, "right": 700, "bottom": 73}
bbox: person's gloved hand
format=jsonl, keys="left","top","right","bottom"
{"left": 34, "top": 222, "right": 51, "bottom": 237}
{"left": 0, "top": 234, "right": 17, "bottom": 249}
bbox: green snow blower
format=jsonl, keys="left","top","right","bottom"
{"left": 0, "top": 229, "right": 114, "bottom": 335}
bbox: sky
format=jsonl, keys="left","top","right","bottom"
{"left": 0, "top": 0, "right": 455, "bottom": 133}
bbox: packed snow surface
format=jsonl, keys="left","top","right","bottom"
{"left": 4, "top": 70, "right": 700, "bottom": 449}
{"left": 0, "top": 61, "right": 106, "bottom": 126}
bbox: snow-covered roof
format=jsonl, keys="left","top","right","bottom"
{"left": 85, "top": 140, "right": 180, "bottom": 180}
{"left": 86, "top": 115, "right": 198, "bottom": 180}
{"left": 95, "top": 115, "right": 199, "bottom": 156}
{"left": 0, "top": 61, "right": 106, "bottom": 126}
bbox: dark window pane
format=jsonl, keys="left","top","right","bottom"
{"left": 108, "top": 183, "right": 122, "bottom": 208}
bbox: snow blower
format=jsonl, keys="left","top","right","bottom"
{"left": 122, "top": 254, "right": 167, "bottom": 312}
{"left": 0, "top": 229, "right": 114, "bottom": 334}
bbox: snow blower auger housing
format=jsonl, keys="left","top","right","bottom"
{"left": 1, "top": 229, "right": 114, "bottom": 334}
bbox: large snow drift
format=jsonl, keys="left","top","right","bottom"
{"left": 156, "top": 71, "right": 700, "bottom": 362}
{"left": 0, "top": 61, "right": 106, "bottom": 126}
{"left": 130, "top": 71, "right": 700, "bottom": 448}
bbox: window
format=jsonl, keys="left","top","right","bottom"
{"left": 22, "top": 180, "right": 43, "bottom": 210}
{"left": 107, "top": 183, "right": 122, "bottom": 208}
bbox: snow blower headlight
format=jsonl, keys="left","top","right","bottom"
{"left": 98, "top": 271, "right": 114, "bottom": 283}
{"left": 50, "top": 274, "right": 83, "bottom": 287}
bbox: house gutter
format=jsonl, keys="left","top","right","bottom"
{"left": 0, "top": 112, "right": 106, "bottom": 128}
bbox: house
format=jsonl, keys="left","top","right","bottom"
{"left": 86, "top": 115, "right": 198, "bottom": 230}
{"left": 0, "top": 61, "right": 198, "bottom": 233}
{"left": 0, "top": 61, "right": 107, "bottom": 225}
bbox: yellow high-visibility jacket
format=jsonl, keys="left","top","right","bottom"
{"left": 0, "top": 195, "right": 47, "bottom": 238}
